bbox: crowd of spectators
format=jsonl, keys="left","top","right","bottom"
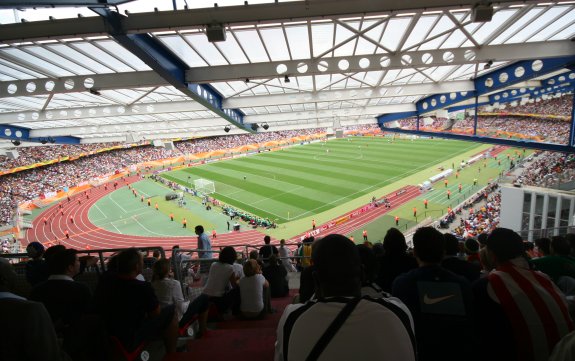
{"left": 443, "top": 183, "right": 501, "bottom": 239}
{"left": 514, "top": 151, "right": 575, "bottom": 188}
{"left": 0, "top": 130, "right": 324, "bottom": 226}
{"left": 505, "top": 95, "right": 572, "bottom": 117}
{"left": 0, "top": 143, "right": 121, "bottom": 171}
{"left": 395, "top": 95, "right": 573, "bottom": 144}
{"left": 175, "top": 129, "right": 323, "bottom": 155}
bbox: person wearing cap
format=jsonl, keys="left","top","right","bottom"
{"left": 25, "top": 241, "right": 49, "bottom": 286}
{"left": 275, "top": 234, "right": 416, "bottom": 361}
{"left": 441, "top": 234, "right": 480, "bottom": 283}
{"left": 464, "top": 238, "right": 481, "bottom": 264}
{"left": 473, "top": 228, "right": 573, "bottom": 361}
{"left": 0, "top": 261, "right": 68, "bottom": 361}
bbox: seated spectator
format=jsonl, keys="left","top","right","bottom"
{"left": 550, "top": 330, "right": 575, "bottom": 361}
{"left": 30, "top": 248, "right": 94, "bottom": 358}
{"left": 143, "top": 250, "right": 160, "bottom": 269}
{"left": 180, "top": 246, "right": 239, "bottom": 332}
{"left": 239, "top": 259, "right": 270, "bottom": 319}
{"left": 25, "top": 241, "right": 49, "bottom": 286}
{"left": 535, "top": 237, "right": 552, "bottom": 257}
{"left": 531, "top": 236, "right": 575, "bottom": 283}
{"left": 275, "top": 234, "right": 416, "bottom": 361}
{"left": 0, "top": 260, "right": 68, "bottom": 361}
{"left": 442, "top": 234, "right": 481, "bottom": 282}
{"left": 464, "top": 238, "right": 481, "bottom": 264}
{"left": 392, "top": 227, "right": 475, "bottom": 361}
{"left": 478, "top": 232, "right": 495, "bottom": 272}
{"left": 151, "top": 259, "right": 188, "bottom": 321}
{"left": 376, "top": 228, "right": 418, "bottom": 293}
{"left": 262, "top": 255, "right": 289, "bottom": 298}
{"left": 473, "top": 228, "right": 574, "bottom": 361}
{"left": 94, "top": 248, "right": 178, "bottom": 353}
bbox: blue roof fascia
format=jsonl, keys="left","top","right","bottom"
{"left": 0, "top": 124, "right": 80, "bottom": 144}
{"left": 378, "top": 125, "right": 575, "bottom": 153}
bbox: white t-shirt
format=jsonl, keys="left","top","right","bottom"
{"left": 275, "top": 297, "right": 416, "bottom": 361}
{"left": 232, "top": 262, "right": 244, "bottom": 279}
{"left": 203, "top": 262, "right": 234, "bottom": 297}
{"left": 239, "top": 274, "right": 266, "bottom": 313}
{"left": 151, "top": 278, "right": 188, "bottom": 320}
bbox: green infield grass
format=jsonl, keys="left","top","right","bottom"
{"left": 163, "top": 137, "right": 483, "bottom": 225}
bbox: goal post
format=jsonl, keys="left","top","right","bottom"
{"left": 193, "top": 178, "right": 216, "bottom": 195}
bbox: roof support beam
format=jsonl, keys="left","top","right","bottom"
{"left": 186, "top": 41, "right": 575, "bottom": 83}
{"left": 0, "top": 124, "right": 79, "bottom": 144}
{"left": 29, "top": 117, "right": 225, "bottom": 137}
{"left": 246, "top": 103, "right": 414, "bottom": 123}
{"left": 223, "top": 81, "right": 475, "bottom": 108}
{"left": 92, "top": 8, "right": 250, "bottom": 132}
{"left": 0, "top": 0, "right": 134, "bottom": 7}
{"left": 0, "top": 100, "right": 206, "bottom": 124}
{"left": 0, "top": 71, "right": 165, "bottom": 98}
{"left": 0, "top": 1, "right": 541, "bottom": 43}
{"left": 416, "top": 56, "right": 575, "bottom": 115}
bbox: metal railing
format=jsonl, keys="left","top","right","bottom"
{"left": 518, "top": 225, "right": 575, "bottom": 240}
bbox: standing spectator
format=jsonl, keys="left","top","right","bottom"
{"left": 259, "top": 235, "right": 279, "bottom": 263}
{"left": 262, "top": 255, "right": 289, "bottom": 298}
{"left": 275, "top": 234, "right": 416, "bottom": 361}
{"left": 473, "top": 228, "right": 573, "bottom": 361}
{"left": 194, "top": 225, "right": 213, "bottom": 259}
{"left": 278, "top": 239, "right": 296, "bottom": 272}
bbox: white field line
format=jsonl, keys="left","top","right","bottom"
{"left": 90, "top": 203, "right": 108, "bottom": 222}
{"left": 108, "top": 193, "right": 128, "bottom": 213}
{"left": 295, "top": 143, "right": 478, "bottom": 219}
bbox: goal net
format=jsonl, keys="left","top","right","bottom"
{"left": 194, "top": 178, "right": 216, "bottom": 195}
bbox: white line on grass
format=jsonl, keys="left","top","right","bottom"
{"left": 91, "top": 203, "right": 108, "bottom": 221}
{"left": 108, "top": 193, "right": 128, "bottom": 213}
{"left": 250, "top": 185, "right": 304, "bottom": 206}
{"left": 295, "top": 143, "right": 478, "bottom": 219}
{"left": 110, "top": 222, "right": 123, "bottom": 234}
{"left": 131, "top": 216, "right": 177, "bottom": 237}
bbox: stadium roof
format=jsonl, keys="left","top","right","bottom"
{"left": 0, "top": 0, "right": 574, "bottom": 149}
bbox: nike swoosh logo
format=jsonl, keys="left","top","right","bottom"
{"left": 423, "top": 294, "right": 455, "bottom": 305}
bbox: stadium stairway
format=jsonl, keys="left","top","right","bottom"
{"left": 163, "top": 289, "right": 297, "bottom": 361}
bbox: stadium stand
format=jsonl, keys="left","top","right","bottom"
{"left": 1, "top": 1, "right": 575, "bottom": 361}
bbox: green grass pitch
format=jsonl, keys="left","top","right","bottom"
{"left": 162, "top": 137, "right": 481, "bottom": 224}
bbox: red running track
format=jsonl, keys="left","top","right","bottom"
{"left": 24, "top": 177, "right": 265, "bottom": 250}
{"left": 288, "top": 185, "right": 421, "bottom": 242}
{"left": 25, "top": 177, "right": 420, "bottom": 251}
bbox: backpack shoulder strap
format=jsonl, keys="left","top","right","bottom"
{"left": 305, "top": 297, "right": 362, "bottom": 361}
